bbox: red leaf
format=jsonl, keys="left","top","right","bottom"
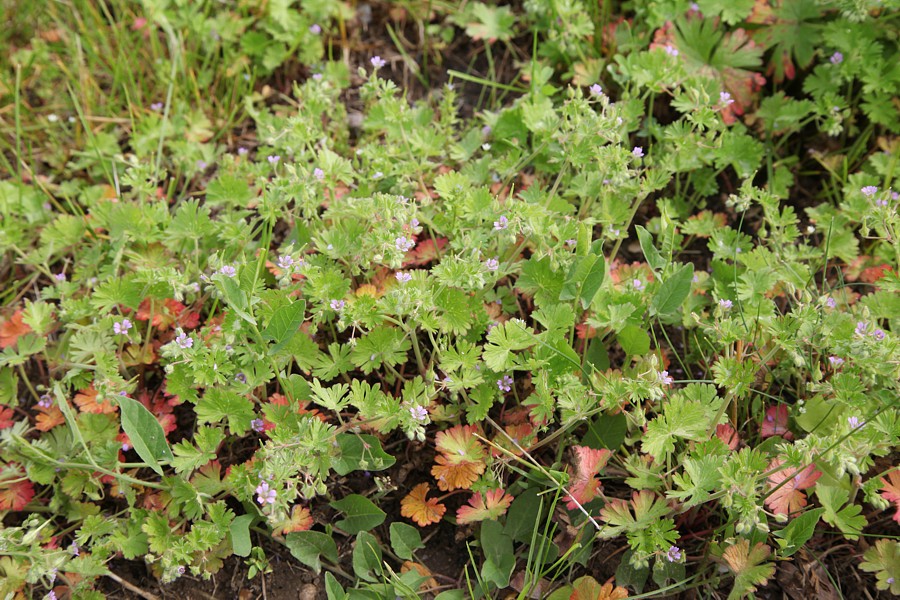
{"left": 402, "top": 237, "right": 447, "bottom": 267}
{"left": 565, "top": 446, "right": 611, "bottom": 510}
{"left": 879, "top": 470, "right": 900, "bottom": 523}
{"left": 0, "top": 405, "right": 14, "bottom": 430}
{"left": 716, "top": 423, "right": 740, "bottom": 450}
{"left": 761, "top": 405, "right": 793, "bottom": 440}
{"left": 0, "top": 463, "right": 35, "bottom": 511}
{"left": 456, "top": 488, "right": 514, "bottom": 524}
{"left": 73, "top": 385, "right": 118, "bottom": 415}
{"left": 282, "top": 505, "right": 314, "bottom": 534}
{"left": 765, "top": 459, "right": 821, "bottom": 516}
{"left": 0, "top": 310, "right": 32, "bottom": 349}
{"left": 401, "top": 483, "right": 447, "bottom": 527}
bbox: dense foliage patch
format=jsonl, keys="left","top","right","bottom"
{"left": 1, "top": 0, "right": 900, "bottom": 598}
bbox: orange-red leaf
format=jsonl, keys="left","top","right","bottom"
{"left": 403, "top": 237, "right": 447, "bottom": 267}
{"left": 35, "top": 405, "right": 65, "bottom": 431}
{"left": 73, "top": 385, "right": 118, "bottom": 415}
{"left": 0, "top": 406, "right": 14, "bottom": 430}
{"left": 0, "top": 310, "right": 32, "bottom": 349}
{"left": 569, "top": 576, "right": 628, "bottom": 600}
{"left": 456, "top": 488, "right": 514, "bottom": 524}
{"left": 431, "top": 455, "right": 485, "bottom": 491}
{"left": 565, "top": 446, "right": 611, "bottom": 510}
{"left": 879, "top": 470, "right": 900, "bottom": 523}
{"left": 400, "top": 483, "right": 446, "bottom": 527}
{"left": 716, "top": 423, "right": 740, "bottom": 450}
{"left": 282, "top": 505, "right": 314, "bottom": 534}
{"left": 0, "top": 463, "right": 35, "bottom": 511}
{"left": 765, "top": 459, "right": 821, "bottom": 516}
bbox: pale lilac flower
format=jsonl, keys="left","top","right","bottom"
{"left": 150, "top": 102, "right": 163, "bottom": 111}
{"left": 312, "top": 73, "right": 323, "bottom": 81}
{"left": 887, "top": 577, "right": 895, "bottom": 584}
{"left": 396, "top": 271, "right": 412, "bottom": 283}
{"left": 278, "top": 255, "right": 293, "bottom": 269}
{"left": 313, "top": 168, "right": 324, "bottom": 180}
{"left": 485, "top": 258, "right": 500, "bottom": 271}
{"left": 177, "top": 566, "right": 186, "bottom": 575}
{"left": 54, "top": 273, "right": 66, "bottom": 282}
{"left": 861, "top": 186, "right": 878, "bottom": 197}
{"left": 309, "top": 24, "right": 321, "bottom": 35}
{"left": 847, "top": 416, "right": 861, "bottom": 429}
{"left": 666, "top": 546, "right": 682, "bottom": 562}
{"left": 830, "top": 52, "right": 843, "bottom": 65}
{"left": 38, "top": 395, "right": 52, "bottom": 409}
{"left": 664, "top": 45, "right": 679, "bottom": 57}
{"left": 372, "top": 170, "right": 383, "bottom": 179}
{"left": 410, "top": 218, "right": 419, "bottom": 228}
{"left": 589, "top": 83, "right": 603, "bottom": 96}
{"left": 370, "top": 56, "right": 386, "bottom": 70}
{"left": 877, "top": 199, "right": 888, "bottom": 207}
{"left": 481, "top": 125, "right": 492, "bottom": 136}
{"left": 565, "top": 239, "right": 576, "bottom": 247}
{"left": 114, "top": 319, "right": 132, "bottom": 335}
{"left": 267, "top": 155, "right": 280, "bottom": 165}
{"left": 826, "top": 297, "right": 837, "bottom": 308}
{"left": 719, "top": 91, "right": 734, "bottom": 106}
{"left": 493, "top": 215, "right": 509, "bottom": 230}
{"left": 828, "top": 356, "right": 844, "bottom": 366}
{"left": 69, "top": 541, "right": 79, "bottom": 556}
{"left": 45, "top": 592, "right": 57, "bottom": 600}
{"left": 633, "top": 279, "right": 644, "bottom": 291}
{"left": 237, "top": 147, "right": 248, "bottom": 156}
{"left": 196, "top": 160, "right": 207, "bottom": 170}
{"left": 235, "top": 372, "right": 247, "bottom": 383}
{"left": 658, "top": 370, "right": 674, "bottom": 385}
{"left": 719, "top": 299, "right": 733, "bottom": 310}
{"left": 219, "top": 265, "right": 236, "bottom": 277}
{"left": 855, "top": 321, "right": 868, "bottom": 336}
{"left": 330, "top": 299, "right": 345, "bottom": 311}
{"left": 175, "top": 332, "right": 193, "bottom": 349}
{"left": 872, "top": 329, "right": 886, "bottom": 341}
{"left": 409, "top": 405, "right": 428, "bottom": 422}
{"left": 632, "top": 146, "right": 644, "bottom": 158}
{"left": 256, "top": 481, "right": 277, "bottom": 505}
{"left": 395, "top": 236, "right": 415, "bottom": 252}
{"left": 497, "top": 375, "right": 514, "bottom": 392}
{"left": 690, "top": 3, "right": 700, "bottom": 11}
{"left": 251, "top": 418, "right": 265, "bottom": 433}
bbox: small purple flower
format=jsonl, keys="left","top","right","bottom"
{"left": 633, "top": 279, "right": 644, "bottom": 291}
{"left": 69, "top": 541, "right": 79, "bottom": 556}
{"left": 278, "top": 255, "right": 293, "bottom": 270}
{"left": 497, "top": 375, "right": 514, "bottom": 392}
{"left": 219, "top": 265, "right": 236, "bottom": 277}
{"left": 251, "top": 418, "right": 265, "bottom": 433}
{"left": 313, "top": 167, "right": 324, "bottom": 181}
{"left": 256, "top": 481, "right": 277, "bottom": 505}
{"left": 847, "top": 416, "right": 861, "bottom": 429}
{"left": 409, "top": 405, "right": 428, "bottom": 422}
{"left": 485, "top": 258, "right": 500, "bottom": 271}
{"left": 830, "top": 51, "right": 843, "bottom": 65}
{"left": 826, "top": 297, "right": 837, "bottom": 308}
{"left": 267, "top": 155, "right": 280, "bottom": 165}
{"left": 54, "top": 273, "right": 66, "bottom": 282}
{"left": 38, "top": 394, "right": 53, "bottom": 409}
{"left": 565, "top": 239, "right": 577, "bottom": 247}
{"left": 828, "top": 356, "right": 844, "bottom": 366}
{"left": 855, "top": 321, "right": 868, "bottom": 336}
{"left": 887, "top": 577, "right": 895, "bottom": 584}
{"left": 114, "top": 319, "right": 132, "bottom": 335}
{"left": 632, "top": 146, "right": 644, "bottom": 158}
{"left": 690, "top": 2, "right": 700, "bottom": 11}
{"left": 150, "top": 102, "right": 163, "bottom": 111}
{"left": 719, "top": 91, "right": 734, "bottom": 106}
{"left": 177, "top": 566, "right": 186, "bottom": 575}
{"left": 330, "top": 299, "right": 345, "bottom": 311}
{"left": 309, "top": 24, "right": 321, "bottom": 35}
{"left": 410, "top": 218, "right": 420, "bottom": 228}
{"left": 664, "top": 45, "right": 679, "bottom": 57}
{"left": 396, "top": 271, "right": 412, "bottom": 283}
{"left": 312, "top": 73, "right": 323, "bottom": 81}
{"left": 235, "top": 372, "right": 247, "bottom": 383}
{"left": 196, "top": 160, "right": 207, "bottom": 170}
{"left": 877, "top": 199, "right": 888, "bottom": 207}
{"left": 238, "top": 147, "right": 248, "bottom": 156}
{"left": 395, "top": 236, "right": 415, "bottom": 252}
{"left": 666, "top": 545, "right": 682, "bottom": 562}
{"left": 719, "top": 299, "right": 733, "bottom": 310}
{"left": 658, "top": 370, "right": 674, "bottom": 385}
{"left": 45, "top": 592, "right": 57, "bottom": 600}
{"left": 371, "top": 56, "right": 386, "bottom": 70}
{"left": 175, "top": 332, "right": 193, "bottom": 349}
{"left": 861, "top": 186, "right": 878, "bottom": 197}
{"left": 872, "top": 328, "right": 886, "bottom": 341}
{"left": 493, "top": 215, "right": 509, "bottom": 231}
{"left": 589, "top": 83, "right": 603, "bottom": 96}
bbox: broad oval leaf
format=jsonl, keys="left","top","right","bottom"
{"left": 331, "top": 494, "right": 386, "bottom": 534}
{"left": 119, "top": 395, "right": 174, "bottom": 476}
{"left": 263, "top": 299, "right": 306, "bottom": 355}
{"left": 650, "top": 263, "right": 694, "bottom": 317}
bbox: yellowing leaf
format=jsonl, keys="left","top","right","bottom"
{"left": 431, "top": 454, "right": 484, "bottom": 491}
{"left": 400, "top": 483, "right": 446, "bottom": 527}
{"left": 721, "top": 540, "right": 774, "bottom": 599}
{"left": 569, "top": 575, "right": 628, "bottom": 600}
{"left": 73, "top": 385, "right": 118, "bottom": 415}
{"left": 0, "top": 310, "right": 32, "bottom": 349}
{"left": 282, "top": 505, "right": 314, "bottom": 534}
{"left": 456, "top": 488, "right": 513, "bottom": 524}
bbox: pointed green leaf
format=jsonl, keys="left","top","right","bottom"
{"left": 390, "top": 522, "right": 424, "bottom": 560}
{"left": 119, "top": 395, "right": 173, "bottom": 476}
{"left": 636, "top": 226, "right": 667, "bottom": 272}
{"left": 263, "top": 299, "right": 306, "bottom": 355}
{"left": 650, "top": 263, "right": 694, "bottom": 317}
{"left": 285, "top": 531, "right": 338, "bottom": 574}
{"left": 773, "top": 508, "right": 824, "bottom": 557}
{"left": 331, "top": 494, "right": 386, "bottom": 534}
